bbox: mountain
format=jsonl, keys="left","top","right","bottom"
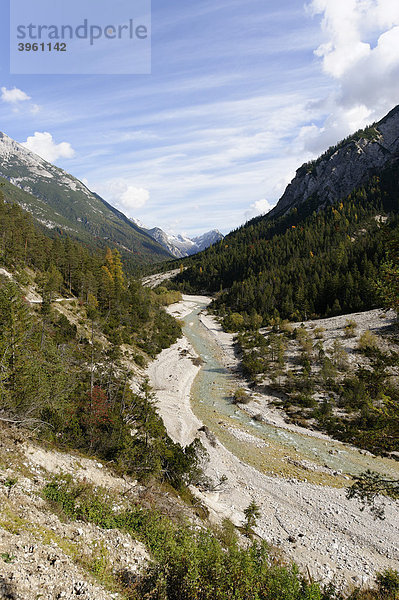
{"left": 173, "top": 104, "right": 399, "bottom": 322}
{"left": 0, "top": 132, "right": 171, "bottom": 265}
{"left": 143, "top": 225, "right": 224, "bottom": 258}
{"left": 192, "top": 230, "right": 224, "bottom": 252}
{"left": 146, "top": 228, "right": 195, "bottom": 258}
{"left": 271, "top": 104, "right": 399, "bottom": 217}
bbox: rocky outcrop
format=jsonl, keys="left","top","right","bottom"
{"left": 0, "top": 428, "right": 149, "bottom": 600}
{"left": 272, "top": 105, "right": 399, "bottom": 217}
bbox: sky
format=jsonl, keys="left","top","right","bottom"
{"left": 1, "top": 0, "right": 399, "bottom": 236}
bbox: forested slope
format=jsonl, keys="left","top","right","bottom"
{"left": 0, "top": 190, "right": 202, "bottom": 487}
{"left": 0, "top": 132, "right": 171, "bottom": 269}
{"left": 175, "top": 158, "right": 399, "bottom": 324}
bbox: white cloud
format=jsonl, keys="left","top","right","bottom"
{"left": 22, "top": 132, "right": 75, "bottom": 162}
{"left": 1, "top": 86, "right": 31, "bottom": 103}
{"left": 252, "top": 198, "right": 273, "bottom": 214}
{"left": 244, "top": 198, "right": 273, "bottom": 222}
{"left": 297, "top": 0, "right": 399, "bottom": 157}
{"left": 120, "top": 186, "right": 149, "bottom": 210}
{"left": 308, "top": 0, "right": 399, "bottom": 114}
{"left": 296, "top": 103, "right": 373, "bottom": 155}
{"left": 95, "top": 179, "right": 150, "bottom": 216}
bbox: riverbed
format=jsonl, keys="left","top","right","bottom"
{"left": 183, "top": 299, "right": 399, "bottom": 484}
{"left": 147, "top": 294, "right": 399, "bottom": 589}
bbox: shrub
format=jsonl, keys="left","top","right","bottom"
{"left": 330, "top": 339, "right": 349, "bottom": 371}
{"left": 243, "top": 500, "right": 260, "bottom": 536}
{"left": 232, "top": 388, "right": 251, "bottom": 404}
{"left": 313, "top": 326, "right": 325, "bottom": 340}
{"left": 376, "top": 569, "right": 399, "bottom": 598}
{"left": 344, "top": 319, "right": 357, "bottom": 338}
{"left": 253, "top": 412, "right": 264, "bottom": 422}
{"left": 192, "top": 356, "right": 204, "bottom": 367}
{"left": 134, "top": 353, "right": 146, "bottom": 368}
{"left": 358, "top": 330, "right": 379, "bottom": 351}
{"left": 294, "top": 394, "right": 317, "bottom": 408}
{"left": 280, "top": 320, "right": 294, "bottom": 334}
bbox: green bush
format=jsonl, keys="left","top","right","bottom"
{"left": 294, "top": 395, "right": 317, "bottom": 409}
{"left": 376, "top": 569, "right": 399, "bottom": 598}
{"left": 313, "top": 327, "right": 325, "bottom": 340}
{"left": 43, "top": 476, "right": 328, "bottom": 600}
{"left": 344, "top": 320, "right": 357, "bottom": 338}
{"left": 134, "top": 353, "right": 146, "bottom": 368}
{"left": 232, "top": 387, "right": 251, "bottom": 404}
{"left": 358, "top": 330, "right": 379, "bottom": 351}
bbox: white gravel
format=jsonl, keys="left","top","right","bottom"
{"left": 147, "top": 295, "right": 399, "bottom": 591}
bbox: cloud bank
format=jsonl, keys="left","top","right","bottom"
{"left": 301, "top": 0, "right": 399, "bottom": 152}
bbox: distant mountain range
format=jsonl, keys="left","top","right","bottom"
{"left": 0, "top": 132, "right": 222, "bottom": 264}
{"left": 133, "top": 222, "right": 223, "bottom": 258}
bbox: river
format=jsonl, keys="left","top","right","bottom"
{"left": 182, "top": 297, "right": 399, "bottom": 485}
{"left": 148, "top": 293, "right": 399, "bottom": 586}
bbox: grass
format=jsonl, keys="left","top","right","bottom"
{"left": 1, "top": 552, "right": 16, "bottom": 563}
{"left": 0, "top": 504, "right": 30, "bottom": 535}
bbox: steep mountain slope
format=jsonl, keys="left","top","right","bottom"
{"left": 272, "top": 104, "right": 399, "bottom": 217}
{"left": 174, "top": 104, "right": 399, "bottom": 322}
{"left": 0, "top": 132, "right": 171, "bottom": 265}
{"left": 146, "top": 226, "right": 224, "bottom": 257}
{"left": 147, "top": 227, "right": 196, "bottom": 257}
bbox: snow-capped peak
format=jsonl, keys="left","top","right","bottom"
{"left": 145, "top": 226, "right": 223, "bottom": 258}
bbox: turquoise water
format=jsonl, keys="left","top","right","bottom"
{"left": 182, "top": 301, "right": 399, "bottom": 480}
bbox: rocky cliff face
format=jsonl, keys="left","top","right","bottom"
{"left": 272, "top": 105, "right": 399, "bottom": 217}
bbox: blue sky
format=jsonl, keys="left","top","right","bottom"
{"left": 1, "top": 0, "right": 399, "bottom": 236}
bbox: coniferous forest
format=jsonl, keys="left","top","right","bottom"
{"left": 174, "top": 162, "right": 399, "bottom": 325}
{"left": 0, "top": 189, "right": 202, "bottom": 489}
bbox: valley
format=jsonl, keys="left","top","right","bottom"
{"left": 1, "top": 102, "right": 399, "bottom": 598}
{"left": 147, "top": 293, "right": 399, "bottom": 590}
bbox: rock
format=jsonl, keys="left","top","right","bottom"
{"left": 270, "top": 106, "right": 399, "bottom": 218}
{"left": 73, "top": 581, "right": 88, "bottom": 595}
{"left": 47, "top": 553, "right": 58, "bottom": 566}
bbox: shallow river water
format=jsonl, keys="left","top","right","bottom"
{"left": 182, "top": 299, "right": 399, "bottom": 484}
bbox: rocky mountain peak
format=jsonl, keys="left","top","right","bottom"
{"left": 271, "top": 104, "right": 399, "bottom": 217}
{"left": 145, "top": 227, "right": 223, "bottom": 258}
